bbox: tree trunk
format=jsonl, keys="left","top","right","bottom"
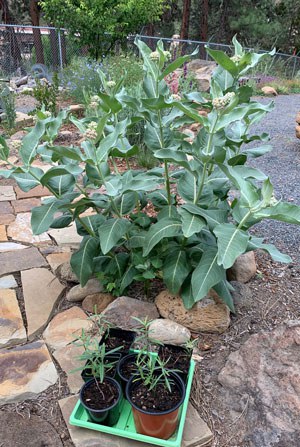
{"left": 200, "top": 0, "right": 208, "bottom": 58}
{"left": 29, "top": 0, "right": 44, "bottom": 64}
{"left": 49, "top": 27, "right": 59, "bottom": 68}
{"left": 180, "top": 0, "right": 191, "bottom": 40}
{"left": 60, "top": 31, "right": 67, "bottom": 66}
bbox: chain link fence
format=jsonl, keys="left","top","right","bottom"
{"left": 1, "top": 24, "right": 300, "bottom": 80}
{"left": 134, "top": 35, "right": 300, "bottom": 79}
{"left": 0, "top": 24, "right": 87, "bottom": 78}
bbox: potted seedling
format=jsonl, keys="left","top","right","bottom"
{"left": 79, "top": 343, "right": 123, "bottom": 425}
{"left": 71, "top": 328, "right": 121, "bottom": 382}
{"left": 158, "top": 338, "right": 198, "bottom": 385}
{"left": 117, "top": 317, "right": 159, "bottom": 392}
{"left": 126, "top": 355, "right": 185, "bottom": 439}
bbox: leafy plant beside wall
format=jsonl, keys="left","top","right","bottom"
{"left": 1, "top": 37, "right": 300, "bottom": 311}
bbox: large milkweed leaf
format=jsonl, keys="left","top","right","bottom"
{"left": 214, "top": 223, "right": 249, "bottom": 269}
{"left": 191, "top": 248, "right": 224, "bottom": 302}
{"left": 98, "top": 218, "right": 130, "bottom": 254}
{"left": 70, "top": 236, "right": 99, "bottom": 286}
{"left": 143, "top": 218, "right": 182, "bottom": 256}
{"left": 179, "top": 208, "right": 206, "bottom": 238}
{"left": 163, "top": 248, "right": 191, "bottom": 294}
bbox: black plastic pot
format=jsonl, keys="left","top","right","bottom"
{"left": 117, "top": 353, "right": 139, "bottom": 393}
{"left": 158, "top": 344, "right": 192, "bottom": 384}
{"left": 99, "top": 328, "right": 136, "bottom": 357}
{"left": 81, "top": 353, "right": 121, "bottom": 383}
{"left": 80, "top": 377, "right": 122, "bottom": 425}
{"left": 126, "top": 372, "right": 185, "bottom": 439}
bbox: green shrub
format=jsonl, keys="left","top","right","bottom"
{"left": 2, "top": 38, "right": 300, "bottom": 311}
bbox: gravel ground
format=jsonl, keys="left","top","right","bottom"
{"left": 249, "top": 94, "right": 300, "bottom": 261}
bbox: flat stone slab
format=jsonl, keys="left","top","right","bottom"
{"left": 59, "top": 395, "right": 213, "bottom": 447}
{"left": 0, "top": 289, "right": 26, "bottom": 347}
{"left": 11, "top": 197, "right": 41, "bottom": 213}
{"left": 48, "top": 223, "right": 82, "bottom": 248}
{"left": 0, "top": 213, "right": 15, "bottom": 225}
{"left": 0, "top": 225, "right": 7, "bottom": 241}
{"left": 7, "top": 212, "right": 52, "bottom": 245}
{"left": 0, "top": 247, "right": 47, "bottom": 276}
{"left": 22, "top": 268, "right": 66, "bottom": 339}
{"left": 0, "top": 341, "right": 58, "bottom": 404}
{"left": 0, "top": 275, "right": 17, "bottom": 289}
{"left": 14, "top": 185, "right": 51, "bottom": 199}
{"left": 43, "top": 306, "right": 90, "bottom": 350}
{"left": 0, "top": 186, "right": 16, "bottom": 202}
{"left": 46, "top": 251, "right": 72, "bottom": 272}
{"left": 0, "top": 412, "right": 63, "bottom": 447}
{"left": 53, "top": 344, "right": 84, "bottom": 393}
{"left": 0, "top": 242, "right": 28, "bottom": 252}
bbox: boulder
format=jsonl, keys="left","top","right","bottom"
{"left": 227, "top": 251, "right": 257, "bottom": 283}
{"left": 155, "top": 290, "right": 230, "bottom": 334}
{"left": 66, "top": 278, "right": 103, "bottom": 302}
{"left": 149, "top": 319, "right": 191, "bottom": 345}
{"left": 102, "top": 296, "right": 159, "bottom": 329}
{"left": 261, "top": 86, "right": 278, "bottom": 96}
{"left": 218, "top": 320, "right": 300, "bottom": 447}
{"left": 82, "top": 292, "right": 115, "bottom": 313}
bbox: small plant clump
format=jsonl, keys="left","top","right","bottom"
{"left": 24, "top": 72, "right": 59, "bottom": 115}
{"left": 0, "top": 83, "right": 16, "bottom": 130}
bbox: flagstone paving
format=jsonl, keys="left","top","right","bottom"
{"left": 0, "top": 178, "right": 213, "bottom": 446}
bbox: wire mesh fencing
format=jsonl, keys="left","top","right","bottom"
{"left": 0, "top": 24, "right": 87, "bottom": 79}
{"left": 133, "top": 35, "right": 300, "bottom": 79}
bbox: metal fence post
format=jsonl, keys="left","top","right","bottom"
{"left": 58, "top": 29, "right": 63, "bottom": 70}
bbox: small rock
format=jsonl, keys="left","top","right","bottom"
{"left": 0, "top": 275, "right": 17, "bottom": 289}
{"left": 296, "top": 124, "right": 300, "bottom": 139}
{"left": 11, "top": 197, "right": 41, "bottom": 213}
{"left": 0, "top": 289, "right": 26, "bottom": 347}
{"left": 0, "top": 412, "right": 63, "bottom": 447}
{"left": 155, "top": 290, "right": 230, "bottom": 334}
{"left": 15, "top": 111, "right": 34, "bottom": 127}
{"left": 0, "top": 247, "right": 47, "bottom": 276}
{"left": 66, "top": 278, "right": 103, "bottom": 302}
{"left": 82, "top": 292, "right": 115, "bottom": 313}
{"left": 296, "top": 112, "right": 300, "bottom": 124}
{"left": 227, "top": 251, "right": 257, "bottom": 283}
{"left": 56, "top": 261, "right": 79, "bottom": 283}
{"left": 53, "top": 344, "right": 84, "bottom": 393}
{"left": 0, "top": 225, "right": 7, "bottom": 241}
{"left": 261, "top": 85, "right": 278, "bottom": 96}
{"left": 149, "top": 319, "right": 191, "bottom": 345}
{"left": 46, "top": 252, "right": 72, "bottom": 271}
{"left": 0, "top": 341, "right": 57, "bottom": 404}
{"left": 7, "top": 212, "right": 51, "bottom": 245}
{"left": 43, "top": 307, "right": 91, "bottom": 350}
{"left": 22, "top": 268, "right": 65, "bottom": 339}
{"left": 102, "top": 296, "right": 159, "bottom": 329}
{"left": 230, "top": 281, "right": 253, "bottom": 311}
{"left": 15, "top": 76, "right": 28, "bottom": 87}
{"left": 0, "top": 186, "right": 16, "bottom": 202}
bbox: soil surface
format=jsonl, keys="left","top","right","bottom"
{"left": 130, "top": 380, "right": 182, "bottom": 412}
{"left": 159, "top": 345, "right": 191, "bottom": 377}
{"left": 82, "top": 379, "right": 119, "bottom": 410}
{"left": 119, "top": 354, "right": 139, "bottom": 380}
{"left": 192, "top": 94, "right": 300, "bottom": 447}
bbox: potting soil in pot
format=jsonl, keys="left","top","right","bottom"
{"left": 82, "top": 380, "right": 119, "bottom": 410}
{"left": 130, "top": 382, "right": 182, "bottom": 412}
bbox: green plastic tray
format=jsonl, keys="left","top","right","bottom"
{"left": 69, "top": 355, "right": 195, "bottom": 447}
